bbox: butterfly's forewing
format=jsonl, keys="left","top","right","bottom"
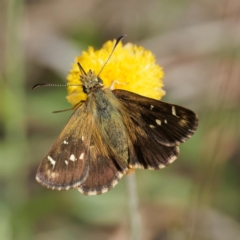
{"left": 113, "top": 89, "right": 198, "bottom": 169}
{"left": 114, "top": 90, "right": 198, "bottom": 146}
{"left": 36, "top": 104, "right": 91, "bottom": 190}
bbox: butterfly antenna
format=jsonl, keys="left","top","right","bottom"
{"left": 97, "top": 35, "right": 126, "bottom": 77}
{"left": 33, "top": 36, "right": 126, "bottom": 90}
{"left": 32, "top": 83, "right": 81, "bottom": 90}
{"left": 77, "top": 62, "right": 87, "bottom": 76}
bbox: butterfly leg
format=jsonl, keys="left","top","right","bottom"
{"left": 110, "top": 80, "right": 129, "bottom": 90}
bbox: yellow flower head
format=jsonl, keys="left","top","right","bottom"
{"left": 66, "top": 39, "right": 165, "bottom": 105}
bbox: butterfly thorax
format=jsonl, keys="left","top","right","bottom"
{"left": 83, "top": 83, "right": 129, "bottom": 167}
{"left": 80, "top": 70, "right": 104, "bottom": 94}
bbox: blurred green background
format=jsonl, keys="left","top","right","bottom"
{"left": 1, "top": 0, "right": 240, "bottom": 239}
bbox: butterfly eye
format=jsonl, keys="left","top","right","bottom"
{"left": 98, "top": 77, "right": 103, "bottom": 84}
{"left": 82, "top": 85, "right": 87, "bottom": 93}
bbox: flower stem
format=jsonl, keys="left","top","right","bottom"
{"left": 126, "top": 173, "right": 142, "bottom": 240}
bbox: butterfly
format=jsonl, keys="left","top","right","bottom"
{"left": 34, "top": 36, "right": 198, "bottom": 195}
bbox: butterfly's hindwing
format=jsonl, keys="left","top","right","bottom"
{"left": 113, "top": 89, "right": 198, "bottom": 169}
{"left": 127, "top": 125, "right": 180, "bottom": 170}
{"left": 77, "top": 146, "right": 127, "bottom": 195}
{"left": 36, "top": 104, "right": 91, "bottom": 190}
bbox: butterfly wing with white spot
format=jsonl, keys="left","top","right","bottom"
{"left": 36, "top": 104, "right": 91, "bottom": 190}
{"left": 113, "top": 89, "right": 198, "bottom": 169}
{"left": 77, "top": 146, "right": 127, "bottom": 195}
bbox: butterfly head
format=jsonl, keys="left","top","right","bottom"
{"left": 80, "top": 70, "right": 104, "bottom": 94}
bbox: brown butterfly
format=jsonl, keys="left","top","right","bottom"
{"left": 34, "top": 36, "right": 198, "bottom": 195}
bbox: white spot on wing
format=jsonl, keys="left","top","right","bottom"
{"left": 179, "top": 119, "right": 187, "bottom": 127}
{"left": 168, "top": 156, "right": 177, "bottom": 164}
{"left": 63, "top": 140, "right": 68, "bottom": 144}
{"left": 111, "top": 179, "right": 119, "bottom": 188}
{"left": 172, "top": 106, "right": 179, "bottom": 117}
{"left": 79, "top": 153, "right": 84, "bottom": 160}
{"left": 158, "top": 164, "right": 166, "bottom": 169}
{"left": 87, "top": 190, "right": 98, "bottom": 196}
{"left": 82, "top": 136, "right": 84, "bottom": 141}
{"left": 147, "top": 166, "right": 155, "bottom": 170}
{"left": 47, "top": 156, "right": 56, "bottom": 169}
{"left": 130, "top": 163, "right": 144, "bottom": 169}
{"left": 149, "top": 125, "right": 156, "bottom": 129}
{"left": 116, "top": 172, "right": 123, "bottom": 178}
{"left": 156, "top": 119, "right": 161, "bottom": 125}
{"left": 65, "top": 160, "right": 68, "bottom": 165}
{"left": 172, "top": 106, "right": 176, "bottom": 116}
{"left": 164, "top": 119, "right": 167, "bottom": 124}
{"left": 70, "top": 154, "right": 76, "bottom": 161}
{"left": 100, "top": 188, "right": 109, "bottom": 194}
{"left": 150, "top": 105, "right": 154, "bottom": 110}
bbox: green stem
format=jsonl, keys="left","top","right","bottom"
{"left": 126, "top": 173, "right": 142, "bottom": 240}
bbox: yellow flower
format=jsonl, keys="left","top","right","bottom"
{"left": 66, "top": 39, "right": 165, "bottom": 105}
